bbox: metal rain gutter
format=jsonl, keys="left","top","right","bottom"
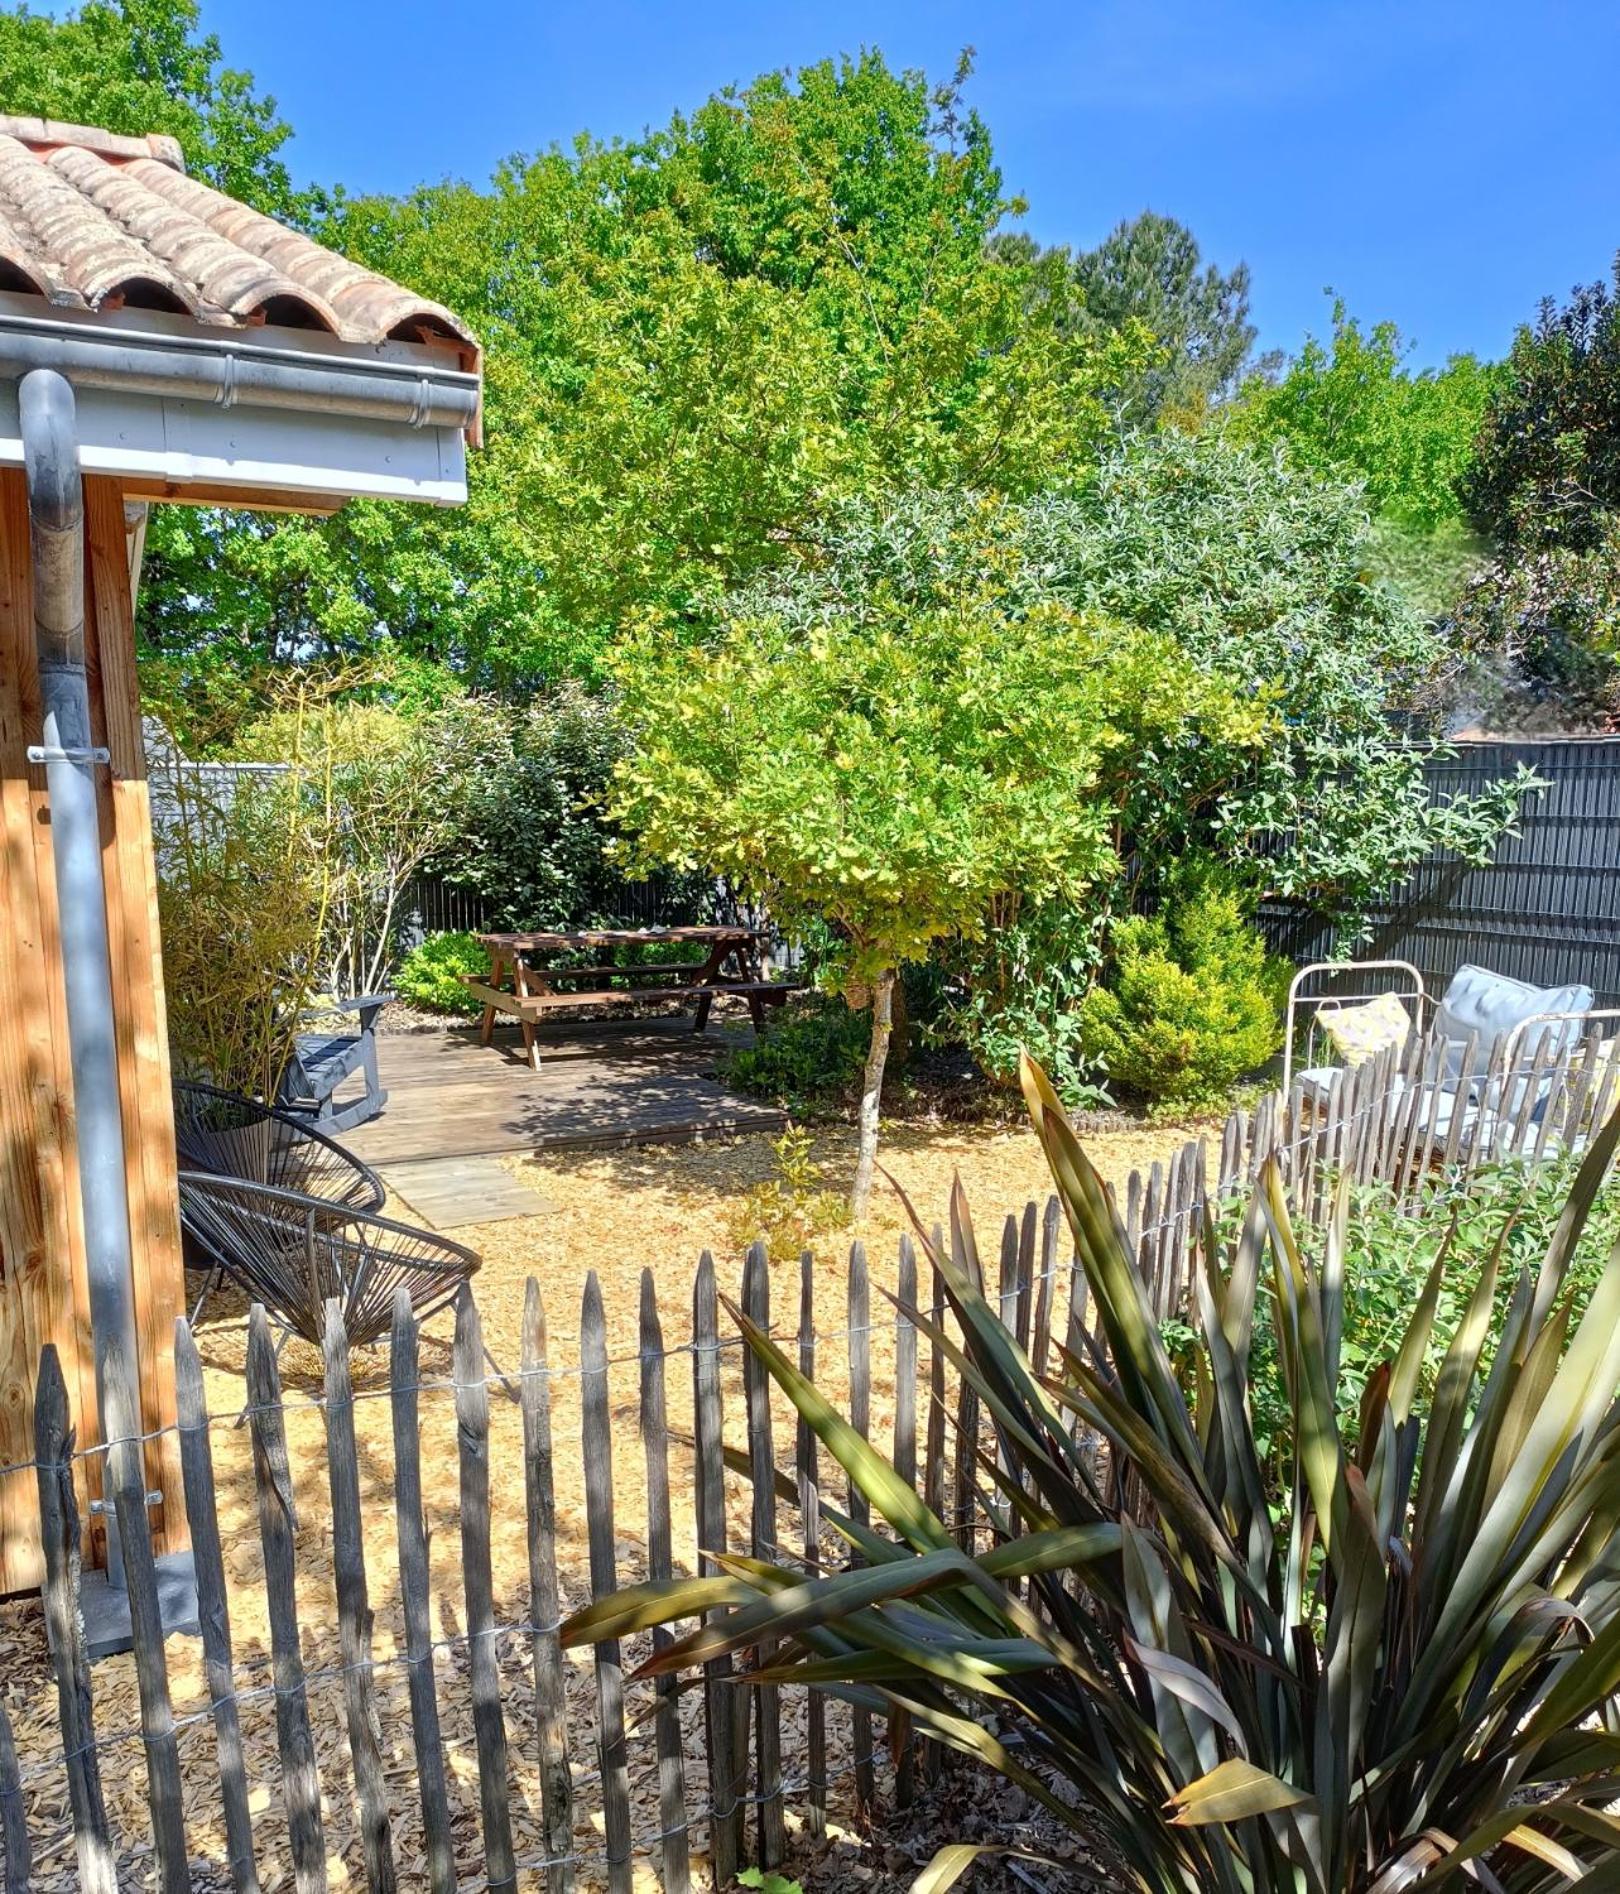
{"left": 19, "top": 368, "right": 142, "bottom": 1588}
{"left": 0, "top": 309, "right": 481, "bottom": 434}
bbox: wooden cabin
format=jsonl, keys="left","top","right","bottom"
{"left": 0, "top": 115, "right": 481, "bottom": 1592}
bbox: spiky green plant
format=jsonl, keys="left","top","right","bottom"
{"left": 564, "top": 1058, "right": 1620, "bottom": 1890}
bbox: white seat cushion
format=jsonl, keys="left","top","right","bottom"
{"left": 1388, "top": 1072, "right": 1463, "bottom": 1140}
{"left": 1298, "top": 1066, "right": 1347, "bottom": 1105}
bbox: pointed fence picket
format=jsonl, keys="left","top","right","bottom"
{"left": 389, "top": 1295, "right": 456, "bottom": 1894}
{"left": 0, "top": 1692, "right": 28, "bottom": 1894}
{"left": 638, "top": 1271, "right": 689, "bottom": 1894}
{"left": 245, "top": 1308, "right": 325, "bottom": 1894}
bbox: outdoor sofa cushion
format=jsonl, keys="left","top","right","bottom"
{"left": 1434, "top": 964, "right": 1593, "bottom": 1081}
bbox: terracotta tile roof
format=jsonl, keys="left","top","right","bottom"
{"left": 0, "top": 113, "right": 478, "bottom": 364}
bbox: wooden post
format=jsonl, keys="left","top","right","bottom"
{"left": 1555, "top": 1030, "right": 1601, "bottom": 1153}
{"left": 1379, "top": 1033, "right": 1423, "bottom": 1186}
{"left": 847, "top": 1240, "right": 876, "bottom": 1822}
{"left": 581, "top": 1275, "right": 633, "bottom": 1894}
{"left": 951, "top": 1212, "right": 980, "bottom": 1556}
{"left": 1513, "top": 1035, "right": 1558, "bottom": 1159}
{"left": 1015, "top": 1202, "right": 1036, "bottom": 1352}
{"left": 893, "top": 1235, "right": 919, "bottom": 1493}
{"left": 1219, "top": 1111, "right": 1242, "bottom": 1197}
{"left": 246, "top": 1308, "right": 326, "bottom": 1894}
{"left": 102, "top": 1347, "right": 187, "bottom": 1894}
{"left": 389, "top": 1294, "right": 456, "bottom": 1894}
{"left": 453, "top": 1287, "right": 516, "bottom": 1892}
{"left": 997, "top": 1214, "right": 1019, "bottom": 1336}
{"left": 1370, "top": 1055, "right": 1396, "bottom": 1182}
{"left": 893, "top": 1234, "right": 918, "bottom": 1809}
{"left": 638, "top": 1271, "right": 689, "bottom": 1894}
{"left": 1, "top": 473, "right": 188, "bottom": 1595}
{"left": 1390, "top": 1033, "right": 1436, "bottom": 1198}
{"left": 521, "top": 1279, "right": 573, "bottom": 1894}
{"left": 923, "top": 1227, "right": 947, "bottom": 1525}
{"left": 32, "top": 1348, "right": 114, "bottom": 1894}
{"left": 1031, "top": 1196, "right": 1060, "bottom": 1380}
{"left": 322, "top": 1303, "right": 396, "bottom": 1894}
{"left": 175, "top": 1321, "right": 259, "bottom": 1894}
{"left": 0, "top": 1687, "right": 29, "bottom": 1894}
{"left": 922, "top": 1226, "right": 949, "bottom": 1787}
{"left": 693, "top": 1252, "right": 741, "bottom": 1883}
{"left": 797, "top": 1250, "right": 827, "bottom": 1838}
{"left": 1583, "top": 1030, "right": 1620, "bottom": 1152}
{"left": 741, "top": 1245, "right": 786, "bottom": 1867}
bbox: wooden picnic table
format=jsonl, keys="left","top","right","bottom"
{"left": 463, "top": 926, "right": 794, "bottom": 1070}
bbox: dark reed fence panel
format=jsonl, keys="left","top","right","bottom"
{"left": 401, "top": 870, "right": 713, "bottom": 947}
{"left": 1262, "top": 738, "right": 1620, "bottom": 1007}
{"left": 400, "top": 874, "right": 493, "bottom": 942}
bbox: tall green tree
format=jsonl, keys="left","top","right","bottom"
{"left": 721, "top": 443, "right": 1537, "bottom": 1093}
{"left": 1230, "top": 301, "right": 1500, "bottom": 536}
{"left": 0, "top": 0, "right": 308, "bottom": 215}
{"left": 1465, "top": 262, "right": 1620, "bottom": 553}
{"left": 1451, "top": 264, "right": 1620, "bottom": 726}
{"left": 608, "top": 584, "right": 1250, "bottom": 1209}
{"left": 140, "top": 53, "right": 1142, "bottom": 704}
{"left": 745, "top": 438, "right": 1533, "bottom": 919}
{"left": 1073, "top": 210, "right": 1260, "bottom": 423}
{"left": 0, "top": 0, "right": 368, "bottom": 730}
{"left": 999, "top": 211, "right": 1260, "bottom": 427}
{"left": 698, "top": 438, "right": 1533, "bottom": 1106}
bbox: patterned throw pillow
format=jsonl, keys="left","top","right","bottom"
{"left": 1318, "top": 993, "right": 1412, "bottom": 1067}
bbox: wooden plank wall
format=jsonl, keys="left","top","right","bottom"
{"left": 0, "top": 469, "right": 185, "bottom": 1593}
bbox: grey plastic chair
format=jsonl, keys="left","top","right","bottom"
{"left": 277, "top": 991, "right": 392, "bottom": 1132}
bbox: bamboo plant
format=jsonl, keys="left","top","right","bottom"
{"left": 564, "top": 1057, "right": 1620, "bottom": 1890}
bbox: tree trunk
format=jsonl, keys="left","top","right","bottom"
{"left": 851, "top": 969, "right": 895, "bottom": 1220}
{"left": 890, "top": 971, "right": 911, "bottom": 1069}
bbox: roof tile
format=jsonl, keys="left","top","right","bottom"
{"left": 0, "top": 114, "right": 478, "bottom": 365}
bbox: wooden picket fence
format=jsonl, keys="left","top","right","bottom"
{"left": 1, "top": 1023, "right": 1613, "bottom": 1893}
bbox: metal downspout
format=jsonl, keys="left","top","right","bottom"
{"left": 20, "top": 366, "right": 141, "bottom": 1592}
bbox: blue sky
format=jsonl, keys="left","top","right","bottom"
{"left": 200, "top": 0, "right": 1620, "bottom": 369}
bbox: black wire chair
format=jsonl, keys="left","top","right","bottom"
{"left": 176, "top": 1173, "right": 480, "bottom": 1349}
{"left": 174, "top": 1082, "right": 388, "bottom": 1327}
{"left": 174, "top": 1081, "right": 386, "bottom": 1210}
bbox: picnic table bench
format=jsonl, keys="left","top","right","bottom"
{"left": 463, "top": 926, "right": 797, "bottom": 1070}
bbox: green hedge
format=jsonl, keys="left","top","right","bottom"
{"left": 395, "top": 930, "right": 486, "bottom": 1017}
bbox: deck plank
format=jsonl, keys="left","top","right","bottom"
{"left": 381, "top": 1156, "right": 558, "bottom": 1231}
{"left": 344, "top": 1019, "right": 785, "bottom": 1165}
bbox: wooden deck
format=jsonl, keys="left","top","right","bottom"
{"left": 341, "top": 1015, "right": 786, "bottom": 1165}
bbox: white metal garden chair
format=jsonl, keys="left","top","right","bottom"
{"left": 1284, "top": 959, "right": 1620, "bottom": 1166}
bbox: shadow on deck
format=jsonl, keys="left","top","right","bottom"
{"left": 342, "top": 1013, "right": 787, "bottom": 1165}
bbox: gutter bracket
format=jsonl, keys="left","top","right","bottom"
{"left": 27, "top": 742, "right": 110, "bottom": 766}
